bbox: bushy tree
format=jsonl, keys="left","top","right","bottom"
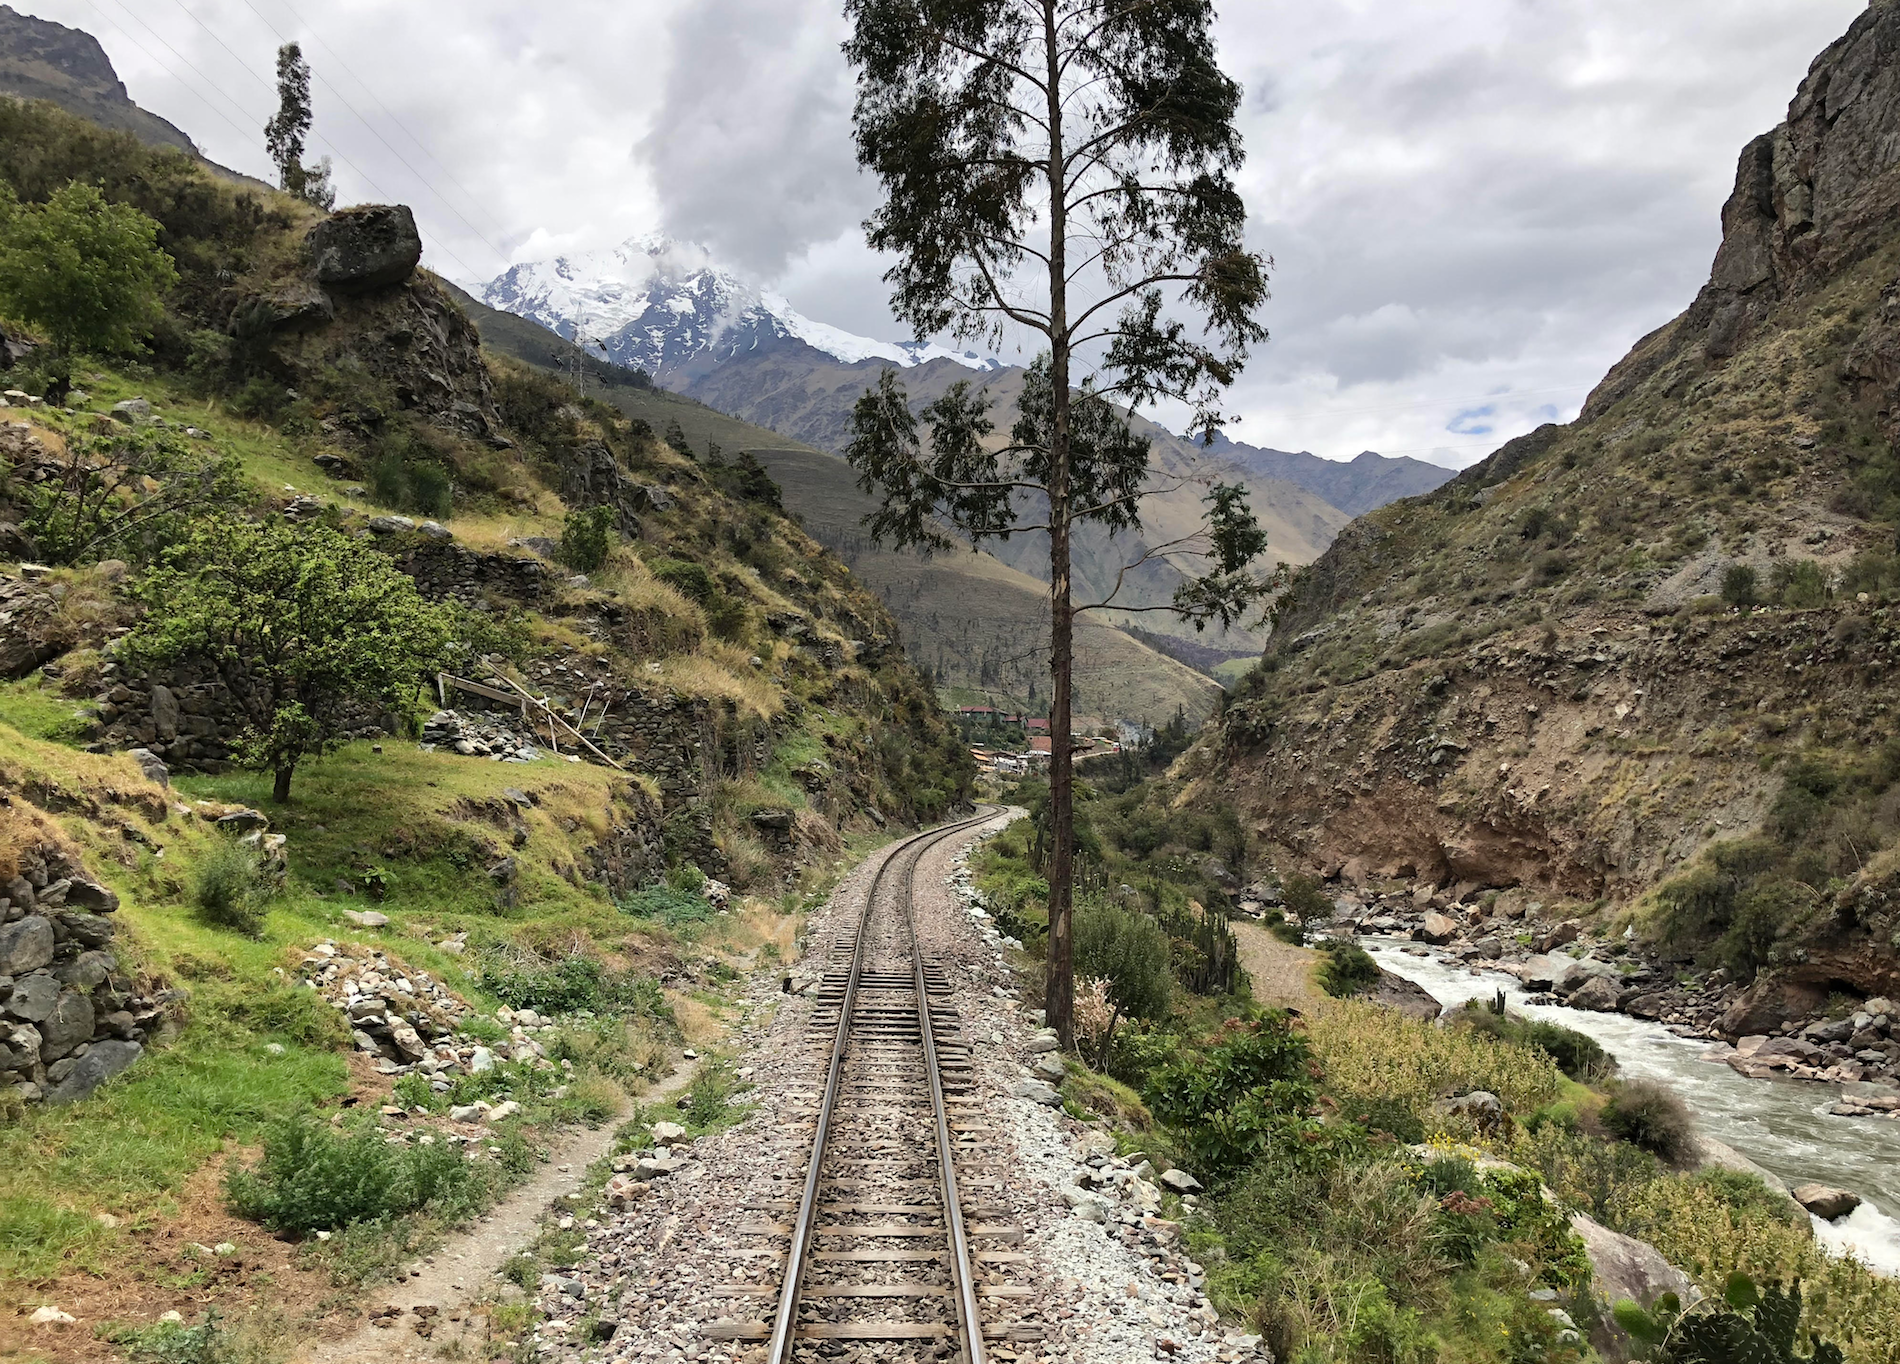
{"left": 264, "top": 43, "right": 335, "bottom": 210}
{"left": 126, "top": 519, "right": 452, "bottom": 802}
{"left": 558, "top": 504, "right": 616, "bottom": 572}
{"left": 0, "top": 180, "right": 176, "bottom": 354}
{"left": 18, "top": 426, "right": 245, "bottom": 565}
{"left": 842, "top": 0, "right": 1271, "bottom": 1046}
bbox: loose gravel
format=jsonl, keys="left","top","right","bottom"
{"left": 526, "top": 811, "right": 1268, "bottom": 1364}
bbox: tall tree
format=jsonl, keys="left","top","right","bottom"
{"left": 264, "top": 43, "right": 335, "bottom": 211}
{"left": 843, "top": 0, "right": 1271, "bottom": 1045}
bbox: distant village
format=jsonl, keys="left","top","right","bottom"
{"left": 951, "top": 706, "right": 1148, "bottom": 779}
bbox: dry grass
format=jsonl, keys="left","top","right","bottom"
{"left": 1307, "top": 998, "right": 1563, "bottom": 1120}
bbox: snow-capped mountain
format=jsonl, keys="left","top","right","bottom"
{"left": 479, "top": 233, "right": 1003, "bottom": 384}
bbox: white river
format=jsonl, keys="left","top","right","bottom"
{"left": 1365, "top": 939, "right": 1900, "bottom": 1277}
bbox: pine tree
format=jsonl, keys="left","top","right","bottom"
{"left": 264, "top": 44, "right": 335, "bottom": 211}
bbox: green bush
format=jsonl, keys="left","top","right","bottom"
{"left": 479, "top": 950, "right": 671, "bottom": 1020}
{"left": 104, "top": 1314, "right": 234, "bottom": 1364}
{"left": 1722, "top": 564, "right": 1759, "bottom": 608}
{"left": 1602, "top": 1079, "right": 1696, "bottom": 1163}
{"left": 1145, "top": 1016, "right": 1320, "bottom": 1176}
{"left": 616, "top": 883, "right": 713, "bottom": 927}
{"left": 1454, "top": 1001, "right": 1613, "bottom": 1081}
{"left": 0, "top": 179, "right": 177, "bottom": 354}
{"left": 190, "top": 837, "right": 274, "bottom": 936}
{"left": 651, "top": 557, "right": 715, "bottom": 603}
{"left": 225, "top": 1116, "right": 484, "bottom": 1233}
{"left": 1280, "top": 873, "right": 1332, "bottom": 923}
{"left": 558, "top": 505, "right": 615, "bottom": 572}
{"left": 1317, "top": 939, "right": 1380, "bottom": 998}
{"left": 1074, "top": 893, "right": 1172, "bottom": 1055}
{"left": 1770, "top": 559, "right": 1829, "bottom": 609}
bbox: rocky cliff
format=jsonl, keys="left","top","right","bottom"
{"left": 1205, "top": 0, "right": 1900, "bottom": 1011}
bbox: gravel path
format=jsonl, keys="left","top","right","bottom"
{"left": 1228, "top": 923, "right": 1321, "bottom": 1014}
{"left": 523, "top": 812, "right": 1268, "bottom": 1364}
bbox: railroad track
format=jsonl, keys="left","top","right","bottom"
{"left": 705, "top": 808, "right": 1041, "bottom": 1362}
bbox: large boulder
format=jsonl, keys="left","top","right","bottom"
{"left": 1569, "top": 975, "right": 1624, "bottom": 1012}
{"left": 0, "top": 916, "right": 55, "bottom": 975}
{"left": 306, "top": 205, "right": 423, "bottom": 293}
{"left": 1791, "top": 1183, "right": 1861, "bottom": 1221}
{"left": 1417, "top": 911, "right": 1458, "bottom": 945}
{"left": 0, "top": 575, "right": 65, "bottom": 679}
{"left": 1569, "top": 1211, "right": 1694, "bottom": 1361}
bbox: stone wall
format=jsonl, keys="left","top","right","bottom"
{"left": 1, "top": 837, "right": 179, "bottom": 1108}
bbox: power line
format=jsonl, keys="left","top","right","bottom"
{"left": 266, "top": 0, "right": 513, "bottom": 247}
{"left": 217, "top": 0, "right": 513, "bottom": 270}
{"left": 81, "top": 0, "right": 271, "bottom": 157}
{"left": 145, "top": 0, "right": 488, "bottom": 282}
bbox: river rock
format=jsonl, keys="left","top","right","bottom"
{"left": 1435, "top": 1090, "right": 1506, "bottom": 1134}
{"left": 1569, "top": 976, "right": 1623, "bottom": 1012}
{"left": 1791, "top": 1183, "right": 1861, "bottom": 1220}
{"left": 1417, "top": 911, "right": 1458, "bottom": 945}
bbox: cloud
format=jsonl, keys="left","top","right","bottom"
{"left": 634, "top": 0, "right": 871, "bottom": 276}
{"left": 9, "top": 0, "right": 1871, "bottom": 467}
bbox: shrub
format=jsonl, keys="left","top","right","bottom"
{"left": 1310, "top": 998, "right": 1563, "bottom": 1120}
{"left": 1317, "top": 939, "right": 1380, "bottom": 998}
{"left": 1770, "top": 559, "right": 1830, "bottom": 609}
{"left": 616, "top": 883, "right": 712, "bottom": 927}
{"left": 1280, "top": 873, "right": 1332, "bottom": 923}
{"left": 225, "top": 1116, "right": 483, "bottom": 1233}
{"left": 650, "top": 557, "right": 715, "bottom": 603}
{"left": 1454, "top": 1001, "right": 1613, "bottom": 1081}
{"left": 1602, "top": 1079, "right": 1697, "bottom": 1163}
{"left": 1073, "top": 893, "right": 1172, "bottom": 1060}
{"left": 558, "top": 505, "right": 615, "bottom": 572}
{"left": 1144, "top": 1016, "right": 1320, "bottom": 1176}
{"left": 1721, "top": 564, "right": 1759, "bottom": 608}
{"left": 479, "top": 949, "right": 671, "bottom": 1020}
{"left": 190, "top": 837, "right": 274, "bottom": 936}
{"left": 0, "top": 179, "right": 178, "bottom": 354}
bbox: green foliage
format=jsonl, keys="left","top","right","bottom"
{"left": 1073, "top": 893, "right": 1172, "bottom": 1061}
{"left": 1517, "top": 1122, "right": 1664, "bottom": 1227}
{"left": 558, "top": 504, "right": 616, "bottom": 572}
{"left": 1613, "top": 1274, "right": 1844, "bottom": 1364}
{"left": 1770, "top": 559, "right": 1830, "bottom": 609}
{"left": 1453, "top": 1001, "right": 1614, "bottom": 1082}
{"left": 1316, "top": 938, "right": 1380, "bottom": 998}
{"left": 264, "top": 43, "right": 333, "bottom": 210}
{"left": 104, "top": 1313, "right": 235, "bottom": 1364}
{"left": 224, "top": 1115, "right": 483, "bottom": 1233}
{"left": 1721, "top": 564, "right": 1759, "bottom": 609}
{"left": 190, "top": 837, "right": 276, "bottom": 937}
{"left": 0, "top": 179, "right": 177, "bottom": 354}
{"left": 1145, "top": 1016, "right": 1320, "bottom": 1177}
{"left": 1601, "top": 1079, "right": 1697, "bottom": 1163}
{"left": 124, "top": 518, "right": 453, "bottom": 801}
{"left": 1280, "top": 873, "right": 1332, "bottom": 923}
{"left": 615, "top": 882, "right": 713, "bottom": 927}
{"left": 13, "top": 426, "right": 246, "bottom": 567}
{"left": 650, "top": 556, "right": 715, "bottom": 603}
{"left": 478, "top": 949, "right": 672, "bottom": 1022}
{"left": 365, "top": 422, "right": 454, "bottom": 518}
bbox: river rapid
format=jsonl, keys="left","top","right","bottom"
{"left": 1364, "top": 939, "right": 1900, "bottom": 1277}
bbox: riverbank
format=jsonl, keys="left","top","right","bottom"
{"left": 1363, "top": 937, "right": 1900, "bottom": 1278}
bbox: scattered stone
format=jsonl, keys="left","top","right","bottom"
{"left": 29, "top": 1306, "right": 75, "bottom": 1326}
{"left": 1158, "top": 1168, "right": 1203, "bottom": 1195}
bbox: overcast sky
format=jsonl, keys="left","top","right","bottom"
{"left": 17, "top": 0, "right": 1867, "bottom": 466}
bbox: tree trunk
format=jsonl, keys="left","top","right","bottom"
{"left": 272, "top": 765, "right": 294, "bottom": 804}
{"left": 1042, "top": 0, "right": 1076, "bottom": 1051}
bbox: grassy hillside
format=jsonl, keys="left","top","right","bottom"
{"left": 447, "top": 283, "right": 1224, "bottom": 722}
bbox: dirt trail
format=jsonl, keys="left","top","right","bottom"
{"left": 293, "top": 1059, "right": 700, "bottom": 1364}
{"left": 1230, "top": 920, "right": 1323, "bottom": 1012}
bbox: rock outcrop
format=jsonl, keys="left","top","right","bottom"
{"left": 306, "top": 205, "right": 424, "bottom": 293}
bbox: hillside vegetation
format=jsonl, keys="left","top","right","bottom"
{"left": 0, "top": 91, "right": 969, "bottom": 1348}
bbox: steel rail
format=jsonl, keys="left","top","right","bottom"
{"left": 908, "top": 845, "right": 988, "bottom": 1364}
{"left": 765, "top": 807, "right": 995, "bottom": 1364}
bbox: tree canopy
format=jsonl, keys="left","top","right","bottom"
{"left": 0, "top": 180, "right": 177, "bottom": 355}
{"left": 843, "top": 0, "right": 1271, "bottom": 1044}
{"left": 264, "top": 43, "right": 334, "bottom": 210}
{"left": 126, "top": 519, "right": 452, "bottom": 802}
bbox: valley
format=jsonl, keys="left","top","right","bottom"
{"left": 5, "top": 4, "right": 1900, "bottom": 1364}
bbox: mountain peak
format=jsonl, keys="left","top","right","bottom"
{"left": 480, "top": 235, "right": 1003, "bottom": 384}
